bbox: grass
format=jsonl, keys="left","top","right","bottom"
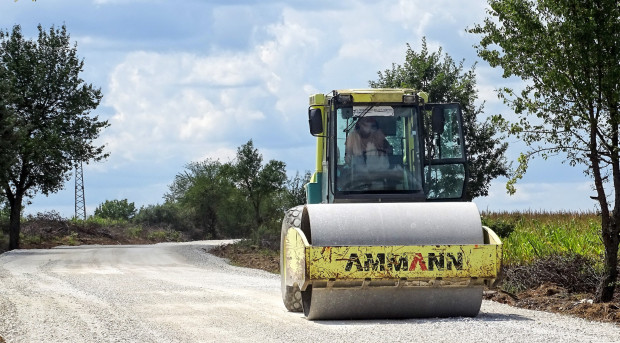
{"left": 482, "top": 210, "right": 603, "bottom": 266}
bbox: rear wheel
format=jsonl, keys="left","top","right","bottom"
{"left": 280, "top": 205, "right": 304, "bottom": 312}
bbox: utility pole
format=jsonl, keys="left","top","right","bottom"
{"left": 74, "top": 162, "right": 86, "bottom": 220}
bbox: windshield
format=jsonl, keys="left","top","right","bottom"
{"left": 335, "top": 105, "right": 423, "bottom": 193}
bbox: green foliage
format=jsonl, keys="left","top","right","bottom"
{"left": 470, "top": 0, "right": 620, "bottom": 302}
{"left": 147, "top": 229, "right": 182, "bottom": 242}
{"left": 484, "top": 210, "right": 603, "bottom": 266}
{"left": 94, "top": 199, "right": 136, "bottom": 221}
{"left": 0, "top": 24, "right": 108, "bottom": 250}
{"left": 470, "top": 0, "right": 620, "bottom": 188}
{"left": 165, "top": 159, "right": 246, "bottom": 239}
{"left": 62, "top": 232, "right": 79, "bottom": 246}
{"left": 230, "top": 140, "right": 287, "bottom": 244}
{"left": 0, "top": 200, "right": 8, "bottom": 233}
{"left": 162, "top": 140, "right": 290, "bottom": 244}
{"left": 75, "top": 215, "right": 125, "bottom": 227}
{"left": 125, "top": 226, "right": 143, "bottom": 239}
{"left": 133, "top": 202, "right": 184, "bottom": 228}
{"left": 370, "top": 38, "right": 510, "bottom": 200}
{"left": 481, "top": 216, "right": 515, "bottom": 239}
{"left": 286, "top": 171, "right": 312, "bottom": 206}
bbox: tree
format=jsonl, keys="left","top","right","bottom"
{"left": 163, "top": 141, "right": 287, "bottom": 241}
{"left": 469, "top": 0, "right": 620, "bottom": 302}
{"left": 230, "top": 140, "right": 287, "bottom": 235}
{"left": 165, "top": 159, "right": 250, "bottom": 239}
{"left": 285, "top": 171, "right": 312, "bottom": 207}
{"left": 369, "top": 38, "right": 509, "bottom": 200}
{"left": 0, "top": 55, "right": 17, "bottom": 205}
{"left": 94, "top": 199, "right": 137, "bottom": 221}
{"left": 0, "top": 24, "right": 108, "bottom": 250}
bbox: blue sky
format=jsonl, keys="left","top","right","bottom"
{"left": 1, "top": 0, "right": 597, "bottom": 217}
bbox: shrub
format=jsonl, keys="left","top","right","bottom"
{"left": 501, "top": 254, "right": 602, "bottom": 294}
{"left": 481, "top": 217, "right": 516, "bottom": 238}
{"left": 147, "top": 229, "right": 182, "bottom": 242}
{"left": 126, "top": 226, "right": 143, "bottom": 238}
{"left": 133, "top": 203, "right": 188, "bottom": 230}
{"left": 94, "top": 199, "right": 137, "bottom": 221}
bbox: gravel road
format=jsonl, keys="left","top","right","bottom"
{"left": 0, "top": 241, "right": 619, "bottom": 343}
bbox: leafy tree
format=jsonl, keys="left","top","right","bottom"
{"left": 94, "top": 199, "right": 137, "bottom": 221}
{"left": 165, "top": 159, "right": 250, "bottom": 239}
{"left": 133, "top": 202, "right": 189, "bottom": 231}
{"left": 230, "top": 140, "right": 287, "bottom": 237}
{"left": 469, "top": 0, "right": 620, "bottom": 302}
{"left": 285, "top": 171, "right": 312, "bottom": 207}
{"left": 0, "top": 24, "right": 108, "bottom": 250}
{"left": 369, "top": 38, "right": 509, "bottom": 200}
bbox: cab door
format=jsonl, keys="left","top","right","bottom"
{"left": 423, "top": 103, "right": 467, "bottom": 200}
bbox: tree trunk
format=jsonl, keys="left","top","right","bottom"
{"left": 8, "top": 193, "right": 23, "bottom": 251}
{"left": 596, "top": 216, "right": 620, "bottom": 302}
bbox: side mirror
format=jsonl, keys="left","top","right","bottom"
{"left": 431, "top": 107, "right": 445, "bottom": 135}
{"left": 308, "top": 108, "right": 323, "bottom": 135}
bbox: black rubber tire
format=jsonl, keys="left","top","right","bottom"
{"left": 284, "top": 285, "right": 303, "bottom": 312}
{"left": 281, "top": 205, "right": 304, "bottom": 312}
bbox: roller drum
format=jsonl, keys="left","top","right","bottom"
{"left": 301, "top": 202, "right": 484, "bottom": 320}
{"left": 303, "top": 287, "right": 483, "bottom": 320}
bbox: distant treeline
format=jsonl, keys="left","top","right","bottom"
{"left": 0, "top": 140, "right": 310, "bottom": 248}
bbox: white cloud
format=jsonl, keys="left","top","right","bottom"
{"left": 475, "top": 180, "right": 597, "bottom": 212}
{"left": 99, "top": 51, "right": 277, "bottom": 165}
{"left": 25, "top": 0, "right": 595, "bottom": 217}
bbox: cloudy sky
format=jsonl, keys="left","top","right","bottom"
{"left": 1, "top": 0, "right": 597, "bottom": 217}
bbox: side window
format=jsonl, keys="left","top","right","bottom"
{"left": 336, "top": 108, "right": 349, "bottom": 165}
{"left": 438, "top": 106, "right": 463, "bottom": 159}
{"left": 424, "top": 164, "right": 466, "bottom": 199}
{"left": 423, "top": 104, "right": 466, "bottom": 200}
{"left": 425, "top": 104, "right": 464, "bottom": 160}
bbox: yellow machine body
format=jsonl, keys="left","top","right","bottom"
{"left": 281, "top": 89, "right": 502, "bottom": 319}
{"left": 285, "top": 227, "right": 501, "bottom": 287}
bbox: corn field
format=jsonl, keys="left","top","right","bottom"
{"left": 481, "top": 210, "right": 604, "bottom": 266}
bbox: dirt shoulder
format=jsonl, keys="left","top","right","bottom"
{"left": 209, "top": 242, "right": 279, "bottom": 274}
{"left": 210, "top": 242, "right": 620, "bottom": 325}
{"left": 0, "top": 219, "right": 184, "bottom": 253}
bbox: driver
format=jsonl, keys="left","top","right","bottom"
{"left": 345, "top": 116, "right": 392, "bottom": 171}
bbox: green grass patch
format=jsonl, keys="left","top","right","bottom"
{"left": 482, "top": 210, "right": 603, "bottom": 266}
{"left": 126, "top": 226, "right": 143, "bottom": 238}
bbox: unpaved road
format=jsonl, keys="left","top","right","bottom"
{"left": 0, "top": 242, "right": 618, "bottom": 343}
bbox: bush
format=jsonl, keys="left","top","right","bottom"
{"left": 147, "top": 229, "right": 182, "bottom": 242}
{"left": 0, "top": 201, "right": 9, "bottom": 234}
{"left": 126, "top": 226, "right": 143, "bottom": 238}
{"left": 501, "top": 254, "right": 602, "bottom": 294}
{"left": 94, "top": 199, "right": 137, "bottom": 221}
{"left": 481, "top": 217, "right": 516, "bottom": 238}
{"left": 133, "top": 203, "right": 187, "bottom": 229}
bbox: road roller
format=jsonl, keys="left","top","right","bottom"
{"left": 280, "top": 89, "right": 502, "bottom": 320}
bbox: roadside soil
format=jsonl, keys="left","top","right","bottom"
{"left": 210, "top": 242, "right": 279, "bottom": 274}
{"left": 0, "top": 220, "right": 184, "bottom": 253}
{"left": 210, "top": 242, "right": 620, "bottom": 325}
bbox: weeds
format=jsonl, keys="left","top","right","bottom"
{"left": 482, "top": 210, "right": 603, "bottom": 266}
{"left": 62, "top": 232, "right": 79, "bottom": 246}
{"left": 147, "top": 229, "right": 182, "bottom": 242}
{"left": 500, "top": 254, "right": 602, "bottom": 294}
{"left": 126, "top": 226, "right": 143, "bottom": 238}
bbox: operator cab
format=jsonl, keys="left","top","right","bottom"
{"left": 308, "top": 90, "right": 468, "bottom": 204}
{"left": 336, "top": 105, "right": 423, "bottom": 196}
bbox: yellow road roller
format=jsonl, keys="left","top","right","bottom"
{"left": 280, "top": 89, "right": 502, "bottom": 320}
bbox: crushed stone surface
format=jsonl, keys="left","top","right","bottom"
{"left": 1, "top": 241, "right": 619, "bottom": 343}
